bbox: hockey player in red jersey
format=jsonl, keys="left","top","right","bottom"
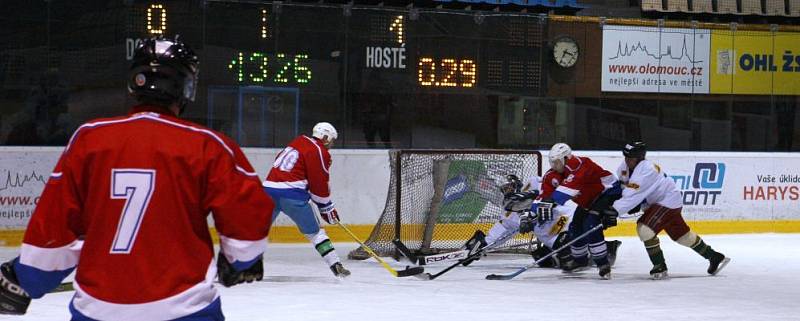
{"left": 263, "top": 122, "right": 350, "bottom": 278}
{"left": 535, "top": 143, "right": 621, "bottom": 279}
{"left": 0, "top": 38, "right": 274, "bottom": 319}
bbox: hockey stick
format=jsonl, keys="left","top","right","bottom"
{"left": 336, "top": 222, "right": 424, "bottom": 277}
{"left": 415, "top": 227, "right": 521, "bottom": 281}
{"left": 485, "top": 224, "right": 603, "bottom": 280}
{"left": 48, "top": 282, "right": 74, "bottom": 293}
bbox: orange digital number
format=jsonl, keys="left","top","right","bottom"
{"left": 147, "top": 3, "right": 167, "bottom": 35}
{"left": 418, "top": 58, "right": 436, "bottom": 86}
{"left": 459, "top": 60, "right": 477, "bottom": 88}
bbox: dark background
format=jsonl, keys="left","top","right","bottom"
{"left": 1, "top": 0, "right": 797, "bottom": 151}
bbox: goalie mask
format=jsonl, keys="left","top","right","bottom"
{"left": 500, "top": 174, "right": 535, "bottom": 212}
{"left": 499, "top": 174, "right": 522, "bottom": 197}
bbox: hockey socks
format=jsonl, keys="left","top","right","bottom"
{"left": 644, "top": 237, "right": 666, "bottom": 267}
{"left": 688, "top": 236, "right": 729, "bottom": 275}
{"left": 588, "top": 240, "right": 610, "bottom": 267}
{"left": 690, "top": 237, "right": 720, "bottom": 260}
{"left": 306, "top": 229, "right": 342, "bottom": 267}
{"left": 644, "top": 237, "right": 668, "bottom": 279}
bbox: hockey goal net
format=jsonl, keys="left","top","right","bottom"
{"left": 348, "top": 149, "right": 542, "bottom": 260}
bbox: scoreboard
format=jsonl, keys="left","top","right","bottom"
{"left": 0, "top": 0, "right": 552, "bottom": 147}
{"left": 123, "top": 1, "right": 547, "bottom": 95}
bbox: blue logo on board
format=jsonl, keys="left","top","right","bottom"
{"left": 671, "top": 163, "right": 725, "bottom": 206}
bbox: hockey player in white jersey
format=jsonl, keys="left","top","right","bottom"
{"left": 609, "top": 141, "right": 730, "bottom": 279}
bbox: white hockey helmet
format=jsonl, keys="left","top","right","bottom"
{"left": 312, "top": 122, "right": 338, "bottom": 141}
{"left": 548, "top": 143, "right": 572, "bottom": 171}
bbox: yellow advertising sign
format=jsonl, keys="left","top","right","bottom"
{"left": 710, "top": 30, "right": 800, "bottom": 95}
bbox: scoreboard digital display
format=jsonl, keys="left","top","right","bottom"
{"left": 123, "top": 1, "right": 546, "bottom": 94}
{"left": 0, "top": 0, "right": 550, "bottom": 148}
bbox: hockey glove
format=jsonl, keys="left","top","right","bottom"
{"left": 217, "top": 252, "right": 264, "bottom": 287}
{"left": 590, "top": 208, "right": 619, "bottom": 229}
{"left": 518, "top": 211, "right": 537, "bottom": 234}
{"left": 320, "top": 208, "right": 340, "bottom": 224}
{"left": 0, "top": 259, "right": 30, "bottom": 315}
{"left": 536, "top": 199, "right": 557, "bottom": 223}
{"left": 315, "top": 202, "right": 339, "bottom": 224}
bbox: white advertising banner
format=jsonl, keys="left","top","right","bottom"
{"left": 1, "top": 147, "right": 798, "bottom": 231}
{"left": 550, "top": 152, "right": 800, "bottom": 221}
{"left": 0, "top": 147, "right": 60, "bottom": 229}
{"left": 0, "top": 147, "right": 391, "bottom": 228}
{"left": 602, "top": 25, "right": 710, "bottom": 93}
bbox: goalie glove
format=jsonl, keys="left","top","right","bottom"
{"left": 503, "top": 191, "right": 539, "bottom": 212}
{"left": 518, "top": 211, "right": 538, "bottom": 234}
{"left": 535, "top": 199, "right": 557, "bottom": 223}
{"left": 217, "top": 252, "right": 264, "bottom": 287}
{"left": 315, "top": 202, "right": 340, "bottom": 224}
{"left": 0, "top": 259, "right": 31, "bottom": 315}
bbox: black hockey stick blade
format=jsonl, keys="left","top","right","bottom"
{"left": 392, "top": 239, "right": 419, "bottom": 264}
{"left": 396, "top": 266, "right": 425, "bottom": 277}
{"left": 485, "top": 224, "right": 604, "bottom": 281}
{"left": 485, "top": 271, "right": 524, "bottom": 280}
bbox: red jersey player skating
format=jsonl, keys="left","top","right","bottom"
{"left": 0, "top": 38, "right": 274, "bottom": 320}
{"left": 263, "top": 122, "right": 350, "bottom": 278}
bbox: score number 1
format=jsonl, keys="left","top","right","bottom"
{"left": 418, "top": 58, "right": 477, "bottom": 88}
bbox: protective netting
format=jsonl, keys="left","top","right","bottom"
{"left": 348, "top": 150, "right": 541, "bottom": 260}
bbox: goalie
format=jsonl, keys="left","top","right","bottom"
{"left": 463, "top": 173, "right": 620, "bottom": 268}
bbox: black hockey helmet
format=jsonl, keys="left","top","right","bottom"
{"left": 128, "top": 37, "right": 198, "bottom": 113}
{"left": 622, "top": 141, "right": 647, "bottom": 159}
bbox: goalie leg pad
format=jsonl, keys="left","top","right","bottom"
{"left": 485, "top": 212, "right": 519, "bottom": 245}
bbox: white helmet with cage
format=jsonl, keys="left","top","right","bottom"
{"left": 312, "top": 122, "right": 338, "bottom": 141}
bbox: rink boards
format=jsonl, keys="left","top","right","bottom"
{"left": 1, "top": 147, "right": 799, "bottom": 245}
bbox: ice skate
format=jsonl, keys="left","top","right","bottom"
{"left": 561, "top": 258, "right": 589, "bottom": 274}
{"left": 708, "top": 253, "right": 730, "bottom": 276}
{"left": 650, "top": 263, "right": 668, "bottom": 280}
{"left": 598, "top": 264, "right": 612, "bottom": 280}
{"left": 330, "top": 262, "right": 351, "bottom": 278}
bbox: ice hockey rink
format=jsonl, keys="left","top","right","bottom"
{"left": 2, "top": 233, "right": 798, "bottom": 321}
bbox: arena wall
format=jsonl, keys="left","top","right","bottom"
{"left": 1, "top": 147, "right": 797, "bottom": 245}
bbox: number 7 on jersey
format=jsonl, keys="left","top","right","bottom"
{"left": 110, "top": 169, "right": 156, "bottom": 254}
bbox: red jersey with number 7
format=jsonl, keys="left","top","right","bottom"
{"left": 15, "top": 106, "right": 274, "bottom": 321}
{"left": 263, "top": 135, "right": 334, "bottom": 210}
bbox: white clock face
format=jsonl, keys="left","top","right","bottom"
{"left": 553, "top": 38, "right": 579, "bottom": 68}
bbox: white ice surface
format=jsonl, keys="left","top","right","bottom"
{"left": 2, "top": 234, "right": 799, "bottom": 321}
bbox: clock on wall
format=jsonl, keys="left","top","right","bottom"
{"left": 552, "top": 36, "right": 579, "bottom": 68}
